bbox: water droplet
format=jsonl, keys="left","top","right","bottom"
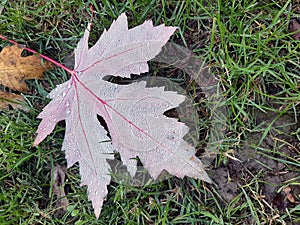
{"left": 62, "top": 92, "right": 66, "bottom": 97}
{"left": 65, "top": 101, "right": 70, "bottom": 107}
{"left": 66, "top": 109, "right": 71, "bottom": 115}
{"left": 53, "top": 118, "right": 56, "bottom": 122}
{"left": 67, "top": 84, "right": 72, "bottom": 89}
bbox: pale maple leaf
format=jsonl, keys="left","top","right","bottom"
{"left": 33, "top": 13, "right": 210, "bottom": 218}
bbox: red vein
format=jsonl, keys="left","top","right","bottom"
{"left": 73, "top": 74, "right": 172, "bottom": 152}
{"left": 78, "top": 44, "right": 145, "bottom": 74}
{"left": 0, "top": 35, "right": 74, "bottom": 75}
{"left": 73, "top": 75, "right": 100, "bottom": 179}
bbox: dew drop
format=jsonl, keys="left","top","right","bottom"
{"left": 167, "top": 135, "right": 174, "bottom": 140}
{"left": 67, "top": 84, "right": 72, "bottom": 89}
{"left": 62, "top": 92, "right": 66, "bottom": 97}
{"left": 65, "top": 101, "right": 70, "bottom": 107}
{"left": 66, "top": 109, "right": 71, "bottom": 115}
{"left": 89, "top": 180, "right": 94, "bottom": 187}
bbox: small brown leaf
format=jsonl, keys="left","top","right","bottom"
{"left": 52, "top": 165, "right": 69, "bottom": 217}
{"left": 284, "top": 186, "right": 295, "bottom": 203}
{"left": 284, "top": 186, "right": 291, "bottom": 194}
{"left": 286, "top": 193, "right": 295, "bottom": 203}
{"left": 289, "top": 19, "right": 300, "bottom": 40}
{"left": 0, "top": 90, "right": 28, "bottom": 110}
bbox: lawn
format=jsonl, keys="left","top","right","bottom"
{"left": 0, "top": 0, "right": 299, "bottom": 224}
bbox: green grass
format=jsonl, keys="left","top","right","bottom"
{"left": 1, "top": 0, "right": 300, "bottom": 224}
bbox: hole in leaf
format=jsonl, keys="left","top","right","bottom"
{"left": 103, "top": 73, "right": 149, "bottom": 85}
{"left": 163, "top": 108, "right": 179, "bottom": 118}
{"left": 97, "top": 115, "right": 110, "bottom": 139}
{"left": 21, "top": 48, "right": 34, "bottom": 57}
{"left": 8, "top": 104, "right": 14, "bottom": 110}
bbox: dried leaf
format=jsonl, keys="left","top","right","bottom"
{"left": 0, "top": 90, "right": 27, "bottom": 110}
{"left": 284, "top": 186, "right": 295, "bottom": 203}
{"left": 52, "top": 165, "right": 69, "bottom": 217}
{"left": 0, "top": 45, "right": 53, "bottom": 91}
{"left": 0, "top": 45, "right": 54, "bottom": 110}
{"left": 289, "top": 19, "right": 300, "bottom": 40}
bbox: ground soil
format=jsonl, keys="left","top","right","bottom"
{"left": 209, "top": 108, "right": 300, "bottom": 224}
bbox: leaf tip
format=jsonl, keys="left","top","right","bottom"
{"left": 33, "top": 139, "right": 40, "bottom": 147}
{"left": 94, "top": 208, "right": 102, "bottom": 219}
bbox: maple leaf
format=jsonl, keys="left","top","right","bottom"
{"left": 0, "top": 90, "right": 25, "bottom": 109}
{"left": 33, "top": 13, "right": 210, "bottom": 218}
{"left": 0, "top": 45, "right": 53, "bottom": 109}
